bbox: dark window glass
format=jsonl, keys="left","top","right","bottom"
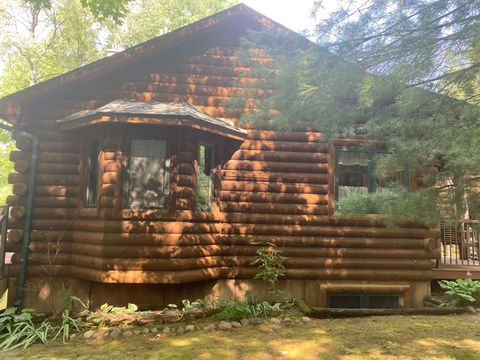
{"left": 84, "top": 139, "right": 100, "bottom": 207}
{"left": 336, "top": 150, "right": 369, "bottom": 201}
{"left": 327, "top": 293, "right": 401, "bottom": 309}
{"left": 368, "top": 295, "right": 400, "bottom": 309}
{"left": 328, "top": 295, "right": 362, "bottom": 308}
{"left": 125, "top": 139, "right": 169, "bottom": 209}
{"left": 197, "top": 143, "right": 214, "bottom": 211}
{"left": 335, "top": 148, "right": 408, "bottom": 202}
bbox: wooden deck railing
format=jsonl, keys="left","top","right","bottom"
{"left": 438, "top": 220, "right": 480, "bottom": 267}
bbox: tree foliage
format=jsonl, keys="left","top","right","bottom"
{"left": 0, "top": 128, "right": 14, "bottom": 204}
{"left": 25, "top": 0, "right": 132, "bottom": 23}
{"left": 238, "top": 0, "right": 480, "bottom": 223}
{"left": 0, "top": 0, "right": 235, "bottom": 204}
{"left": 106, "top": 0, "right": 238, "bottom": 47}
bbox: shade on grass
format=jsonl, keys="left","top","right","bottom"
{"left": 7, "top": 312, "right": 480, "bottom": 359}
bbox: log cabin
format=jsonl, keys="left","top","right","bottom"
{"left": 0, "top": 4, "right": 442, "bottom": 311}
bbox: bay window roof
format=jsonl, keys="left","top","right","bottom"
{"left": 56, "top": 99, "right": 247, "bottom": 140}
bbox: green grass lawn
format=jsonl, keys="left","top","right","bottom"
{"left": 6, "top": 311, "right": 480, "bottom": 359}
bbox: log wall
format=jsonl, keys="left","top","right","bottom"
{"left": 5, "top": 18, "right": 439, "bottom": 290}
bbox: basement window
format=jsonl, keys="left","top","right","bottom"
{"left": 327, "top": 293, "right": 401, "bottom": 309}
{"left": 124, "top": 139, "right": 169, "bottom": 209}
{"left": 196, "top": 143, "right": 214, "bottom": 211}
{"left": 84, "top": 139, "right": 100, "bottom": 207}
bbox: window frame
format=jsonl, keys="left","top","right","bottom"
{"left": 334, "top": 146, "right": 409, "bottom": 202}
{"left": 83, "top": 138, "right": 101, "bottom": 208}
{"left": 122, "top": 137, "right": 171, "bottom": 210}
{"left": 196, "top": 142, "right": 215, "bottom": 212}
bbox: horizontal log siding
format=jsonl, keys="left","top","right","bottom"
{"left": 7, "top": 33, "right": 439, "bottom": 284}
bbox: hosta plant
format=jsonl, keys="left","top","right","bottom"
{"left": 438, "top": 279, "right": 480, "bottom": 306}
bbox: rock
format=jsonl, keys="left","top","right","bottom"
{"left": 69, "top": 333, "right": 77, "bottom": 339}
{"left": 150, "top": 327, "right": 159, "bottom": 333}
{"left": 465, "top": 306, "right": 477, "bottom": 314}
{"left": 122, "top": 330, "right": 133, "bottom": 337}
{"left": 270, "top": 324, "right": 281, "bottom": 331}
{"left": 133, "top": 329, "right": 142, "bottom": 335}
{"left": 283, "top": 317, "right": 293, "bottom": 323}
{"left": 185, "top": 324, "right": 195, "bottom": 332}
{"left": 110, "top": 328, "right": 122, "bottom": 338}
{"left": 143, "top": 328, "right": 150, "bottom": 334}
{"left": 92, "top": 332, "right": 105, "bottom": 340}
{"left": 217, "top": 321, "right": 233, "bottom": 330}
{"left": 83, "top": 330, "right": 96, "bottom": 339}
{"left": 249, "top": 318, "right": 263, "bottom": 325}
{"left": 176, "top": 327, "right": 185, "bottom": 335}
{"left": 203, "top": 324, "right": 216, "bottom": 331}
{"left": 231, "top": 321, "right": 242, "bottom": 328}
{"left": 271, "top": 317, "right": 282, "bottom": 325}
{"left": 240, "top": 318, "right": 250, "bottom": 326}
{"left": 302, "top": 316, "right": 311, "bottom": 322}
{"left": 163, "top": 327, "right": 170, "bottom": 333}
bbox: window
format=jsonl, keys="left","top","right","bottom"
{"left": 196, "top": 143, "right": 214, "bottom": 211}
{"left": 335, "top": 147, "right": 408, "bottom": 202}
{"left": 125, "top": 139, "right": 169, "bottom": 209}
{"left": 327, "top": 293, "right": 401, "bottom": 309}
{"left": 84, "top": 139, "right": 100, "bottom": 207}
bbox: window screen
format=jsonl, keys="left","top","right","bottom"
{"left": 196, "top": 143, "right": 214, "bottom": 211}
{"left": 368, "top": 295, "right": 401, "bottom": 309}
{"left": 84, "top": 139, "right": 100, "bottom": 207}
{"left": 336, "top": 150, "right": 369, "bottom": 201}
{"left": 125, "top": 139, "right": 169, "bottom": 209}
{"left": 327, "top": 293, "right": 401, "bottom": 309}
{"left": 335, "top": 148, "right": 408, "bottom": 202}
{"left": 328, "top": 295, "right": 362, "bottom": 309}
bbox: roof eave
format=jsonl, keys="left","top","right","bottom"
{"left": 58, "top": 113, "right": 247, "bottom": 140}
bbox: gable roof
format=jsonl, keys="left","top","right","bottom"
{"left": 57, "top": 99, "right": 247, "bottom": 139}
{"left": 0, "top": 3, "right": 309, "bottom": 118}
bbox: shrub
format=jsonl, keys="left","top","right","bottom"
{"left": 438, "top": 279, "right": 480, "bottom": 306}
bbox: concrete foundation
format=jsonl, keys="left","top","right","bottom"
{"left": 7, "top": 277, "right": 430, "bottom": 313}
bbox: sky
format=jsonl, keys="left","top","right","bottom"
{"left": 243, "top": 0, "right": 337, "bottom": 33}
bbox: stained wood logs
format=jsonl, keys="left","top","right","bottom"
{"left": 4, "top": 39, "right": 439, "bottom": 288}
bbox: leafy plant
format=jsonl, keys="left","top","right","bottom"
{"left": 214, "top": 293, "right": 282, "bottom": 321}
{"left": 438, "top": 279, "right": 480, "bottom": 306}
{"left": 160, "top": 299, "right": 205, "bottom": 320}
{"left": 250, "top": 242, "right": 287, "bottom": 291}
{"left": 87, "top": 303, "right": 151, "bottom": 326}
{"left": 53, "top": 294, "right": 86, "bottom": 343}
{"left": 0, "top": 307, "right": 52, "bottom": 350}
